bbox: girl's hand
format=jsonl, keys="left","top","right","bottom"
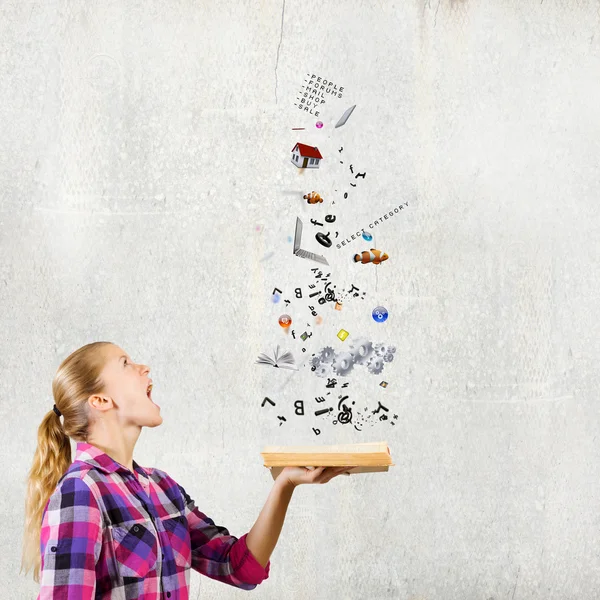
{"left": 278, "top": 466, "right": 353, "bottom": 488}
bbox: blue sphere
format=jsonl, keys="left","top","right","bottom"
{"left": 372, "top": 306, "right": 388, "bottom": 322}
{"left": 362, "top": 231, "right": 373, "bottom": 242}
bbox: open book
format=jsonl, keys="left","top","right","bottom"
{"left": 261, "top": 441, "right": 393, "bottom": 480}
{"left": 255, "top": 345, "right": 298, "bottom": 370}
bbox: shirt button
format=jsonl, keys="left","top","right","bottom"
{"left": 166, "top": 593, "right": 171, "bottom": 598}
{"left": 133, "top": 525, "right": 140, "bottom": 533}
{"left": 51, "top": 546, "right": 57, "bottom": 552}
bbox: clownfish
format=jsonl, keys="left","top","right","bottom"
{"left": 354, "top": 248, "right": 389, "bottom": 265}
{"left": 304, "top": 191, "right": 323, "bottom": 204}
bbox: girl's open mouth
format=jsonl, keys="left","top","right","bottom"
{"left": 146, "top": 383, "right": 159, "bottom": 407}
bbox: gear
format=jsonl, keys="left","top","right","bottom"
{"left": 367, "top": 355, "right": 385, "bottom": 375}
{"left": 331, "top": 351, "right": 355, "bottom": 376}
{"left": 348, "top": 338, "right": 374, "bottom": 365}
{"left": 311, "top": 355, "right": 321, "bottom": 368}
{"left": 375, "top": 344, "right": 388, "bottom": 357}
{"left": 387, "top": 345, "right": 396, "bottom": 354}
{"left": 315, "top": 363, "right": 334, "bottom": 378}
{"left": 383, "top": 353, "right": 394, "bottom": 363}
{"left": 318, "top": 346, "right": 336, "bottom": 363}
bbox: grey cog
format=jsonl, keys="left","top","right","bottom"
{"left": 375, "top": 344, "right": 388, "bottom": 356}
{"left": 311, "top": 355, "right": 321, "bottom": 367}
{"left": 319, "top": 346, "right": 336, "bottom": 363}
{"left": 387, "top": 346, "right": 396, "bottom": 354}
{"left": 383, "top": 353, "right": 394, "bottom": 363}
{"left": 367, "top": 356, "right": 385, "bottom": 375}
{"left": 331, "top": 351, "right": 355, "bottom": 376}
{"left": 348, "top": 338, "right": 374, "bottom": 365}
{"left": 315, "top": 363, "right": 333, "bottom": 378}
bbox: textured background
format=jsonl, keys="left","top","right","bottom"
{"left": 3, "top": 1, "right": 600, "bottom": 598}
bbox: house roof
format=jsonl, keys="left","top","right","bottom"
{"left": 292, "top": 143, "right": 323, "bottom": 159}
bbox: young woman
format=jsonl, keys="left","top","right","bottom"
{"left": 21, "top": 341, "right": 351, "bottom": 599}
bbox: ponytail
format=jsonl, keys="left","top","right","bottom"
{"left": 21, "top": 408, "right": 71, "bottom": 583}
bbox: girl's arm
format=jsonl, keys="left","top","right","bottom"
{"left": 245, "top": 477, "right": 295, "bottom": 568}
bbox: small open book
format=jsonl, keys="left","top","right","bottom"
{"left": 261, "top": 441, "right": 394, "bottom": 481}
{"left": 255, "top": 345, "right": 298, "bottom": 370}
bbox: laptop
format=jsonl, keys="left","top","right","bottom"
{"left": 293, "top": 217, "right": 329, "bottom": 265}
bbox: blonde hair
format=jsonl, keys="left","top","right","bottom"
{"left": 20, "top": 341, "right": 114, "bottom": 583}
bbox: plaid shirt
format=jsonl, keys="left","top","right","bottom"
{"left": 38, "top": 442, "right": 271, "bottom": 599}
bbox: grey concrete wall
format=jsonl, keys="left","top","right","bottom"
{"left": 3, "top": 1, "right": 600, "bottom": 598}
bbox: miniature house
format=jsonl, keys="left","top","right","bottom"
{"left": 291, "top": 142, "right": 323, "bottom": 169}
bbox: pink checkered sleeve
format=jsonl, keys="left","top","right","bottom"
{"left": 177, "top": 484, "right": 270, "bottom": 590}
{"left": 38, "top": 476, "right": 102, "bottom": 599}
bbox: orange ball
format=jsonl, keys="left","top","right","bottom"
{"left": 278, "top": 314, "right": 292, "bottom": 328}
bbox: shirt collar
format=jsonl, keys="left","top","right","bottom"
{"left": 75, "top": 441, "right": 149, "bottom": 483}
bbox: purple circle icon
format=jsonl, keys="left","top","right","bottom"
{"left": 316, "top": 121, "right": 323, "bottom": 128}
